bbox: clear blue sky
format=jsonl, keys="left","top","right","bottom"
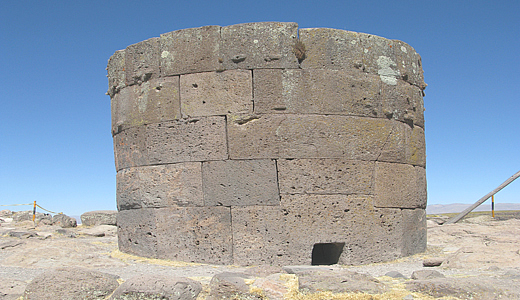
{"left": 1, "top": 1, "right": 519, "bottom": 216}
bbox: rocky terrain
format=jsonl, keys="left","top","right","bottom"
{"left": 1, "top": 210, "right": 519, "bottom": 299}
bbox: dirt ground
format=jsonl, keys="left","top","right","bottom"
{"left": 1, "top": 211, "right": 519, "bottom": 299}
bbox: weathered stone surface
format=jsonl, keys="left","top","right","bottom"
{"left": 231, "top": 195, "right": 406, "bottom": 266}
{"left": 381, "top": 80, "right": 425, "bottom": 128}
{"left": 393, "top": 40, "right": 426, "bottom": 89}
{"left": 125, "top": 37, "right": 160, "bottom": 86}
{"left": 81, "top": 210, "right": 118, "bottom": 226}
{"left": 23, "top": 267, "right": 119, "bottom": 300}
{"left": 277, "top": 158, "right": 374, "bottom": 195}
{"left": 111, "top": 77, "right": 181, "bottom": 135}
{"left": 374, "top": 162, "right": 427, "bottom": 208}
{"left": 107, "top": 50, "right": 126, "bottom": 97}
{"left": 220, "top": 22, "right": 299, "bottom": 70}
{"left": 297, "top": 270, "right": 387, "bottom": 294}
{"left": 114, "top": 117, "right": 228, "bottom": 170}
{"left": 117, "top": 163, "right": 203, "bottom": 210}
{"left": 250, "top": 273, "right": 290, "bottom": 300}
{"left": 0, "top": 277, "right": 26, "bottom": 300}
{"left": 228, "top": 114, "right": 398, "bottom": 160}
{"left": 253, "top": 69, "right": 382, "bottom": 117}
{"left": 359, "top": 33, "right": 398, "bottom": 83}
{"left": 118, "top": 207, "right": 233, "bottom": 264}
{"left": 180, "top": 70, "right": 252, "bottom": 117}
{"left": 423, "top": 257, "right": 444, "bottom": 267}
{"left": 160, "top": 25, "right": 221, "bottom": 76}
{"left": 202, "top": 159, "right": 279, "bottom": 206}
{"left": 405, "top": 277, "right": 520, "bottom": 300}
{"left": 12, "top": 211, "right": 51, "bottom": 223}
{"left": 401, "top": 208, "right": 427, "bottom": 256}
{"left": 208, "top": 272, "right": 260, "bottom": 300}
{"left": 154, "top": 206, "right": 233, "bottom": 264}
{"left": 299, "top": 28, "right": 363, "bottom": 70}
{"left": 117, "top": 208, "right": 158, "bottom": 257}
{"left": 79, "top": 225, "right": 117, "bottom": 237}
{"left": 410, "top": 270, "right": 445, "bottom": 280}
{"left": 51, "top": 214, "right": 77, "bottom": 228}
{"left": 110, "top": 275, "right": 202, "bottom": 300}
{"left": 405, "top": 126, "right": 426, "bottom": 167}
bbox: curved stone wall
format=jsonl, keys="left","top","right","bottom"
{"left": 107, "top": 22, "right": 427, "bottom": 266}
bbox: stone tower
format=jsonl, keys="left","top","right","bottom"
{"left": 107, "top": 22, "right": 427, "bottom": 266}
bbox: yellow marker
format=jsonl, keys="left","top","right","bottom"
{"left": 492, "top": 195, "right": 495, "bottom": 218}
{"left": 32, "top": 201, "right": 36, "bottom": 222}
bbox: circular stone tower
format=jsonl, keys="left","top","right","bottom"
{"left": 107, "top": 22, "right": 427, "bottom": 266}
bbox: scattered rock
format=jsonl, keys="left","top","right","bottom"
{"left": 8, "top": 231, "right": 38, "bottom": 239}
{"left": 0, "top": 240, "right": 25, "bottom": 249}
{"left": 12, "top": 211, "right": 51, "bottom": 223}
{"left": 110, "top": 274, "right": 202, "bottom": 300}
{"left": 297, "top": 269, "right": 387, "bottom": 294}
{"left": 0, "top": 209, "right": 12, "bottom": 217}
{"left": 55, "top": 228, "right": 76, "bottom": 238}
{"left": 384, "top": 271, "right": 406, "bottom": 278}
{"left": 0, "top": 277, "right": 26, "bottom": 300}
{"left": 423, "top": 257, "right": 444, "bottom": 267}
{"left": 208, "top": 272, "right": 260, "bottom": 300}
{"left": 282, "top": 265, "right": 335, "bottom": 274}
{"left": 244, "top": 265, "right": 287, "bottom": 277}
{"left": 410, "top": 269, "right": 445, "bottom": 280}
{"left": 251, "top": 273, "right": 291, "bottom": 300}
{"left": 23, "top": 267, "right": 119, "bottom": 300}
{"left": 79, "top": 225, "right": 117, "bottom": 237}
{"left": 52, "top": 214, "right": 77, "bottom": 228}
{"left": 81, "top": 210, "right": 118, "bottom": 226}
{"left": 405, "top": 277, "right": 520, "bottom": 299}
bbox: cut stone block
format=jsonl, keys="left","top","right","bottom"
{"left": 299, "top": 28, "right": 363, "bottom": 70}
{"left": 160, "top": 25, "right": 222, "bottom": 76}
{"left": 180, "top": 70, "right": 252, "bottom": 117}
{"left": 253, "top": 69, "right": 382, "bottom": 117}
{"left": 374, "top": 162, "right": 427, "bottom": 209}
{"left": 401, "top": 208, "right": 427, "bottom": 256}
{"left": 202, "top": 159, "right": 279, "bottom": 206}
{"left": 227, "top": 114, "right": 397, "bottom": 160}
{"left": 360, "top": 33, "right": 399, "bottom": 85}
{"left": 220, "top": 22, "right": 299, "bottom": 70}
{"left": 117, "top": 162, "right": 203, "bottom": 210}
{"left": 125, "top": 37, "right": 160, "bottom": 86}
{"left": 107, "top": 49, "right": 126, "bottom": 97}
{"left": 277, "top": 159, "right": 374, "bottom": 195}
{"left": 381, "top": 80, "right": 425, "bottom": 128}
{"left": 154, "top": 206, "right": 233, "bottom": 264}
{"left": 393, "top": 40, "right": 426, "bottom": 89}
{"left": 111, "top": 77, "right": 181, "bottom": 135}
{"left": 405, "top": 126, "right": 426, "bottom": 167}
{"left": 114, "top": 117, "right": 228, "bottom": 170}
{"left": 117, "top": 208, "right": 158, "bottom": 257}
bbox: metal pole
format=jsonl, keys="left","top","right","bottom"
{"left": 444, "top": 170, "right": 520, "bottom": 224}
{"left": 492, "top": 195, "right": 495, "bottom": 218}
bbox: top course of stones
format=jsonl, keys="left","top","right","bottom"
{"left": 107, "top": 22, "right": 426, "bottom": 99}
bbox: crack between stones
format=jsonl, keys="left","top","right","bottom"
{"left": 375, "top": 122, "right": 397, "bottom": 162}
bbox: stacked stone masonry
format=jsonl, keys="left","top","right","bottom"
{"left": 108, "top": 22, "right": 427, "bottom": 266}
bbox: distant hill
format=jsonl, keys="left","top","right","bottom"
{"left": 426, "top": 203, "right": 520, "bottom": 214}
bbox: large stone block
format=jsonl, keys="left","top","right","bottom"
{"left": 359, "top": 33, "right": 399, "bottom": 85}
{"left": 125, "top": 37, "right": 160, "bottom": 86}
{"left": 277, "top": 159, "right": 374, "bottom": 195}
{"left": 374, "top": 162, "right": 427, "bottom": 208}
{"left": 253, "top": 69, "right": 382, "bottom": 117}
{"left": 107, "top": 49, "right": 126, "bottom": 97}
{"left": 111, "top": 77, "right": 181, "bottom": 135}
{"left": 393, "top": 40, "right": 426, "bottom": 89}
{"left": 160, "top": 25, "right": 222, "bottom": 76}
{"left": 202, "top": 159, "right": 279, "bottom": 206}
{"left": 227, "top": 114, "right": 397, "bottom": 160}
{"left": 232, "top": 195, "right": 406, "bottom": 266}
{"left": 401, "top": 208, "right": 427, "bottom": 256}
{"left": 299, "top": 28, "right": 363, "bottom": 70}
{"left": 381, "top": 80, "right": 425, "bottom": 128}
{"left": 154, "top": 206, "right": 233, "bottom": 264}
{"left": 405, "top": 126, "right": 426, "bottom": 167}
{"left": 117, "top": 162, "right": 203, "bottom": 210}
{"left": 114, "top": 117, "right": 228, "bottom": 170}
{"left": 117, "top": 208, "right": 158, "bottom": 257}
{"left": 220, "top": 22, "right": 299, "bottom": 70}
{"left": 180, "top": 70, "right": 252, "bottom": 117}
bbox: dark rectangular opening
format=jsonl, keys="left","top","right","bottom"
{"left": 311, "top": 242, "right": 345, "bottom": 265}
